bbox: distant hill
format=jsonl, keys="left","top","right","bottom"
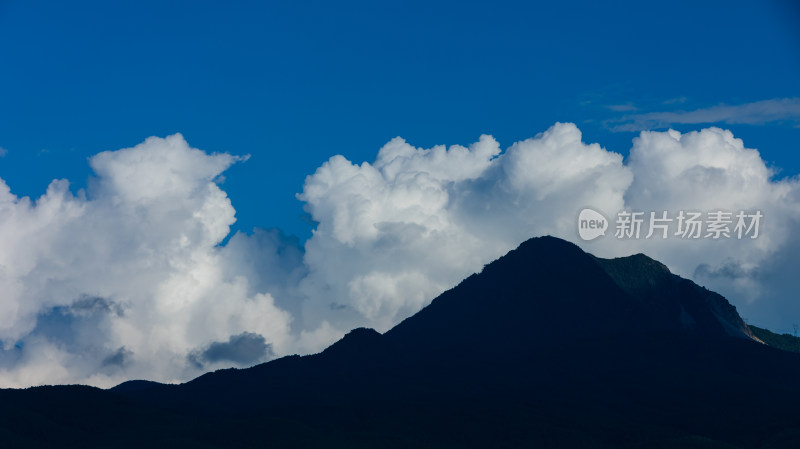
{"left": 3, "top": 236, "right": 800, "bottom": 448}
{"left": 749, "top": 325, "right": 800, "bottom": 353}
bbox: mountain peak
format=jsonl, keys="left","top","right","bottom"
{"left": 6, "top": 235, "right": 793, "bottom": 448}
{"left": 593, "top": 252, "right": 673, "bottom": 300}
{"left": 319, "top": 327, "right": 389, "bottom": 362}
{"left": 594, "top": 250, "right": 752, "bottom": 339}
{"left": 384, "top": 236, "right": 644, "bottom": 355}
{"left": 385, "top": 236, "right": 754, "bottom": 354}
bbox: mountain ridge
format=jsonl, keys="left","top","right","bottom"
{"left": 5, "top": 235, "right": 800, "bottom": 449}
{"left": 116, "top": 236, "right": 759, "bottom": 395}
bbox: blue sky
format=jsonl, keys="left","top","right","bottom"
{"left": 2, "top": 1, "right": 800, "bottom": 387}
{"left": 1, "top": 0, "right": 798, "bottom": 240}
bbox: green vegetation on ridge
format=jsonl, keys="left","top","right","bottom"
{"left": 749, "top": 325, "right": 800, "bottom": 354}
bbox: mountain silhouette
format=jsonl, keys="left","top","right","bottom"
{"left": 3, "top": 236, "right": 800, "bottom": 448}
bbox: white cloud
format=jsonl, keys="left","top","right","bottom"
{"left": 296, "top": 123, "right": 800, "bottom": 342}
{"left": 297, "top": 123, "right": 631, "bottom": 334}
{"left": 0, "top": 134, "right": 291, "bottom": 387}
{"left": 619, "top": 128, "right": 800, "bottom": 311}
{"left": 610, "top": 98, "right": 800, "bottom": 131}
{"left": 1, "top": 124, "right": 799, "bottom": 387}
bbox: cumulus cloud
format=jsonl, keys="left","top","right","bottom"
{"left": 609, "top": 98, "right": 800, "bottom": 131}
{"left": 1, "top": 124, "right": 799, "bottom": 387}
{"left": 0, "top": 134, "right": 292, "bottom": 387}
{"left": 297, "top": 123, "right": 800, "bottom": 341}
{"left": 297, "top": 124, "right": 632, "bottom": 335}
{"left": 618, "top": 128, "right": 800, "bottom": 320}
